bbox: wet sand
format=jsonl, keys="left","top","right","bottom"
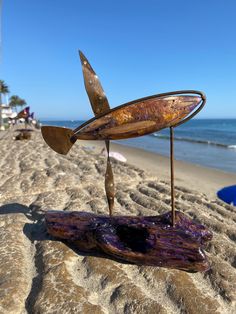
{"left": 0, "top": 128, "right": 236, "bottom": 313}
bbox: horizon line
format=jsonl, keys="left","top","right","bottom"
{"left": 39, "top": 117, "right": 236, "bottom": 121}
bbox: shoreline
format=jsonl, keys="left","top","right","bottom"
{"left": 80, "top": 139, "right": 236, "bottom": 200}
{"left": 1, "top": 127, "right": 236, "bottom": 200}
{"left": 40, "top": 119, "right": 236, "bottom": 174}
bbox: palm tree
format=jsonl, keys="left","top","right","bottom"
{"left": 0, "top": 80, "right": 10, "bottom": 130}
{"left": 9, "top": 95, "right": 27, "bottom": 112}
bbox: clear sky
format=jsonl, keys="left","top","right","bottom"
{"left": 1, "top": 0, "right": 236, "bottom": 120}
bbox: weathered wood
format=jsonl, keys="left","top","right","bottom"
{"left": 45, "top": 210, "right": 212, "bottom": 272}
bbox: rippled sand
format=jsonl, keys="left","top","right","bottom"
{"left": 0, "top": 128, "right": 235, "bottom": 313}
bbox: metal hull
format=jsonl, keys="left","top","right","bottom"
{"left": 75, "top": 95, "right": 201, "bottom": 140}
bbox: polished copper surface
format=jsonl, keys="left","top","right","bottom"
{"left": 79, "top": 51, "right": 110, "bottom": 116}
{"left": 74, "top": 95, "right": 201, "bottom": 140}
{"left": 41, "top": 126, "right": 76, "bottom": 155}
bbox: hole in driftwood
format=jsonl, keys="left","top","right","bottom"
{"left": 116, "top": 225, "right": 149, "bottom": 253}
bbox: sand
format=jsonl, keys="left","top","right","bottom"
{"left": 0, "top": 127, "right": 236, "bottom": 313}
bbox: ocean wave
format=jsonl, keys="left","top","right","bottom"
{"left": 152, "top": 133, "right": 235, "bottom": 149}
{"left": 228, "top": 145, "right": 236, "bottom": 150}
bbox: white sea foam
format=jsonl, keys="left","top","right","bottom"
{"left": 228, "top": 145, "right": 236, "bottom": 150}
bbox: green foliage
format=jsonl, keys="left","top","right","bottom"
{"left": 9, "top": 95, "right": 26, "bottom": 109}
{"left": 0, "top": 80, "right": 9, "bottom": 94}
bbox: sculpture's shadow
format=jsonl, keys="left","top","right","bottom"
{"left": 0, "top": 203, "right": 133, "bottom": 264}
{"left": 0, "top": 203, "right": 49, "bottom": 241}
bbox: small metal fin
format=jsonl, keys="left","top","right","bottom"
{"left": 41, "top": 126, "right": 76, "bottom": 155}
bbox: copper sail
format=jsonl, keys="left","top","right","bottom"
{"left": 79, "top": 51, "right": 110, "bottom": 116}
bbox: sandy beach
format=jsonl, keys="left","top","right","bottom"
{"left": 0, "top": 128, "right": 236, "bottom": 313}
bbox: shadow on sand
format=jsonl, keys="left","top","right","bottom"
{"left": 0, "top": 202, "right": 132, "bottom": 264}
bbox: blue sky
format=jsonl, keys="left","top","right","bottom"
{"left": 1, "top": 0, "right": 236, "bottom": 120}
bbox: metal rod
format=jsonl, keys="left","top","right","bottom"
{"left": 105, "top": 140, "right": 115, "bottom": 216}
{"left": 170, "top": 127, "right": 175, "bottom": 226}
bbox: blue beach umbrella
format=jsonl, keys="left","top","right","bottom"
{"left": 217, "top": 185, "right": 236, "bottom": 206}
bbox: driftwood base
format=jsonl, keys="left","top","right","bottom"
{"left": 45, "top": 210, "right": 212, "bottom": 272}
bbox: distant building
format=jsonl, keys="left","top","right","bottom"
{"left": 0, "top": 104, "right": 17, "bottom": 119}
{"left": 0, "top": 104, "right": 17, "bottom": 130}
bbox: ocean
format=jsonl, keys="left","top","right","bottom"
{"left": 41, "top": 119, "right": 236, "bottom": 173}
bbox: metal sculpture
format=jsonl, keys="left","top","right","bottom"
{"left": 11, "top": 106, "right": 33, "bottom": 123}
{"left": 11, "top": 106, "right": 34, "bottom": 140}
{"left": 42, "top": 51, "right": 212, "bottom": 272}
